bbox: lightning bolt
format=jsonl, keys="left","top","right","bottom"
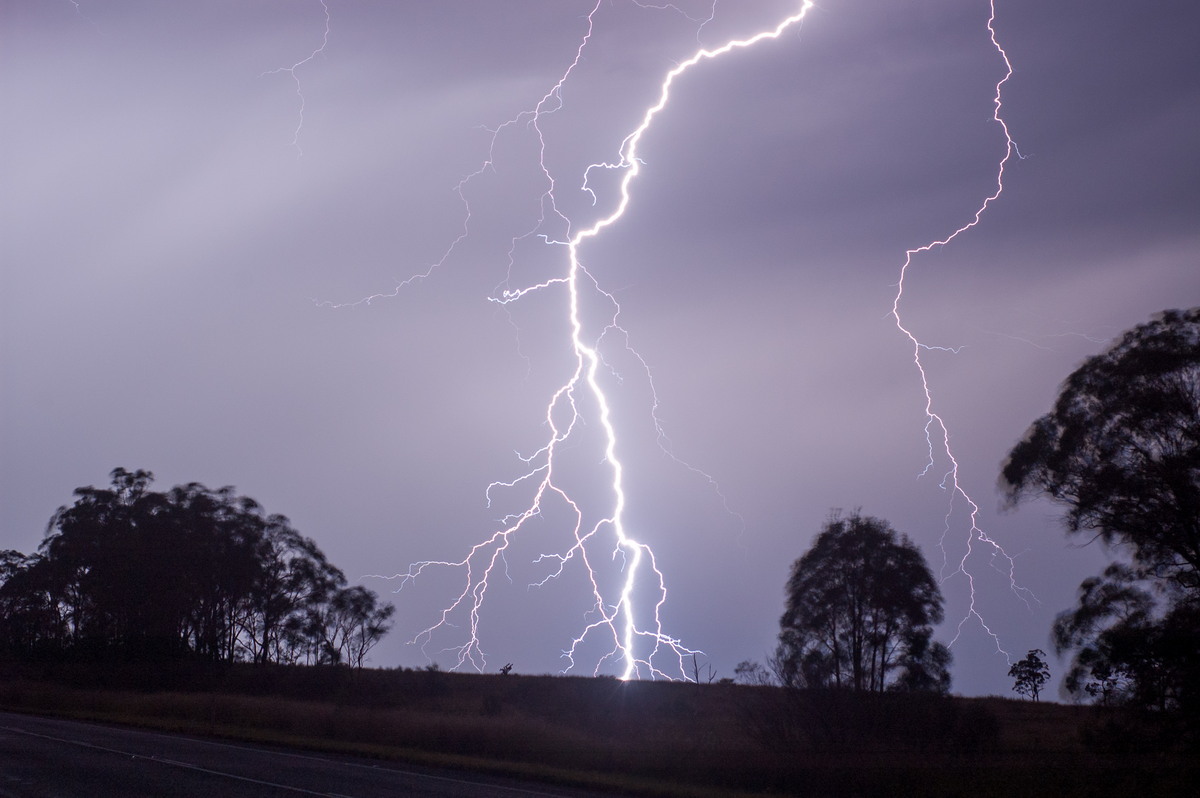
{"left": 263, "top": 0, "right": 331, "bottom": 155}
{"left": 338, "top": 0, "right": 1029, "bottom": 680}
{"left": 890, "top": 0, "right": 1037, "bottom": 659}
{"left": 372, "top": 1, "right": 816, "bottom": 681}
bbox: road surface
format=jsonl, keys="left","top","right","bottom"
{"left": 0, "top": 711, "right": 609, "bottom": 798}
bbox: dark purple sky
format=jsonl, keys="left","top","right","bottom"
{"left": 3, "top": 0, "right": 1198, "bottom": 695}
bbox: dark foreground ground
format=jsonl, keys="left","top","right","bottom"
{"left": 0, "top": 710, "right": 606, "bottom": 798}
{"left": 0, "top": 662, "right": 1195, "bottom": 797}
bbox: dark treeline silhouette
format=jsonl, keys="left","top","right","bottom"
{"left": 1003, "top": 307, "right": 1199, "bottom": 721}
{"left": 0, "top": 468, "right": 393, "bottom": 667}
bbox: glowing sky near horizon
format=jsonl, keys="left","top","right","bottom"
{"left": 2, "top": 0, "right": 1198, "bottom": 695}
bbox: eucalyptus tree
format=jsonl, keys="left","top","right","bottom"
{"left": 1003, "top": 308, "right": 1200, "bottom": 709}
{"left": 778, "top": 511, "right": 950, "bottom": 693}
{"left": 0, "top": 468, "right": 394, "bottom": 667}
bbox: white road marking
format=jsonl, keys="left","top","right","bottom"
{"left": 2, "top": 725, "right": 343, "bottom": 796}
{"left": 0, "top": 717, "right": 579, "bottom": 796}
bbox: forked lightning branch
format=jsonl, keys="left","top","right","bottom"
{"left": 312, "top": 0, "right": 1031, "bottom": 679}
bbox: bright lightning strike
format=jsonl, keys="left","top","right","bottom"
{"left": 341, "top": 0, "right": 1027, "bottom": 681}
{"left": 375, "top": 1, "right": 817, "bottom": 681}
{"left": 890, "top": 0, "right": 1037, "bottom": 659}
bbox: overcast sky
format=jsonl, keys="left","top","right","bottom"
{"left": 2, "top": 0, "right": 1197, "bottom": 695}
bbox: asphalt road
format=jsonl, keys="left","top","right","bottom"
{"left": 0, "top": 711, "right": 608, "bottom": 798}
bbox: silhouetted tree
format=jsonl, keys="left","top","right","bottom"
{"left": 1002, "top": 308, "right": 1200, "bottom": 710}
{"left": 160, "top": 480, "right": 272, "bottom": 661}
{"left": 1009, "top": 649, "right": 1051, "bottom": 701}
{"left": 1002, "top": 307, "right": 1199, "bottom": 587}
{"left": 0, "top": 468, "right": 394, "bottom": 667}
{"left": 240, "top": 518, "right": 347, "bottom": 665}
{"left": 1051, "top": 563, "right": 1197, "bottom": 711}
{"left": 0, "top": 551, "right": 63, "bottom": 658}
{"left": 777, "top": 511, "right": 950, "bottom": 693}
{"left": 297, "top": 584, "right": 396, "bottom": 667}
{"left": 892, "top": 628, "right": 953, "bottom": 694}
{"left": 733, "top": 659, "right": 774, "bottom": 686}
{"left": 38, "top": 468, "right": 193, "bottom": 658}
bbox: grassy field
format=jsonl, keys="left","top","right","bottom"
{"left": 0, "top": 662, "right": 1194, "bottom": 797}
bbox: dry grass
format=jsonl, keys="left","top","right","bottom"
{"left": 0, "top": 664, "right": 1194, "bottom": 797}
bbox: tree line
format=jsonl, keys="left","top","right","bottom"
{"left": 3, "top": 307, "right": 1196, "bottom": 725}
{"left": 0, "top": 469, "right": 393, "bottom": 667}
{"left": 751, "top": 307, "right": 1197, "bottom": 724}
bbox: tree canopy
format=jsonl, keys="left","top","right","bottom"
{"left": 1008, "top": 649, "right": 1050, "bottom": 701}
{"left": 1049, "top": 563, "right": 1197, "bottom": 710}
{"left": 0, "top": 468, "right": 393, "bottom": 666}
{"left": 1001, "top": 308, "right": 1199, "bottom": 710}
{"left": 777, "top": 511, "right": 950, "bottom": 693}
{"left": 1001, "top": 307, "right": 1199, "bottom": 587}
